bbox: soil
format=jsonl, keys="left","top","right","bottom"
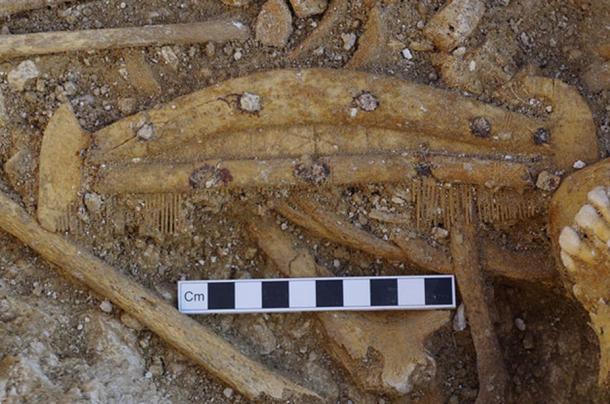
{"left": 1, "top": 0, "right": 609, "bottom": 403}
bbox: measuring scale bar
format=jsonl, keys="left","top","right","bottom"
{"left": 178, "top": 275, "right": 455, "bottom": 314}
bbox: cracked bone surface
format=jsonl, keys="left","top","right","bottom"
{"left": 246, "top": 214, "right": 450, "bottom": 396}
{"left": 550, "top": 159, "right": 610, "bottom": 386}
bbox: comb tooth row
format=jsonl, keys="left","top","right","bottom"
{"left": 409, "top": 178, "right": 539, "bottom": 230}
{"left": 141, "top": 193, "right": 185, "bottom": 235}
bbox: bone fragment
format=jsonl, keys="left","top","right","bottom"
{"left": 423, "top": 0, "right": 486, "bottom": 52}
{"left": 0, "top": 191, "right": 320, "bottom": 401}
{"left": 37, "top": 104, "right": 89, "bottom": 232}
{"left": 247, "top": 214, "right": 450, "bottom": 396}
{"left": 288, "top": 0, "right": 347, "bottom": 59}
{"left": 276, "top": 197, "right": 555, "bottom": 283}
{"left": 345, "top": 4, "right": 385, "bottom": 69}
{"left": 450, "top": 216, "right": 510, "bottom": 403}
{"left": 0, "top": 20, "right": 250, "bottom": 60}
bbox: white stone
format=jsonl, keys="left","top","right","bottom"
{"left": 99, "top": 300, "right": 113, "bottom": 313}
{"left": 137, "top": 123, "right": 154, "bottom": 140}
{"left": 453, "top": 303, "right": 467, "bottom": 331}
{"left": 573, "top": 160, "right": 586, "bottom": 169}
{"left": 341, "top": 33, "right": 357, "bottom": 50}
{"left": 8, "top": 60, "right": 40, "bottom": 91}
{"left": 160, "top": 46, "right": 179, "bottom": 69}
{"left": 514, "top": 317, "right": 526, "bottom": 331}
{"left": 401, "top": 48, "right": 413, "bottom": 60}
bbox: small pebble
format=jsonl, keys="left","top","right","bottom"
{"left": 401, "top": 48, "right": 413, "bottom": 60}
{"left": 431, "top": 226, "right": 449, "bottom": 240}
{"left": 99, "top": 300, "right": 113, "bottom": 313}
{"left": 8, "top": 60, "right": 40, "bottom": 91}
{"left": 255, "top": 0, "right": 293, "bottom": 47}
{"left": 453, "top": 46, "right": 467, "bottom": 57}
{"left": 137, "top": 123, "right": 154, "bottom": 141}
{"left": 223, "top": 387, "right": 234, "bottom": 398}
{"left": 536, "top": 170, "right": 561, "bottom": 192}
{"left": 573, "top": 160, "right": 586, "bottom": 169}
{"left": 341, "top": 33, "right": 357, "bottom": 50}
{"left": 515, "top": 317, "right": 526, "bottom": 331}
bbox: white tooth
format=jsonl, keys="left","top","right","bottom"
{"left": 575, "top": 204, "right": 610, "bottom": 242}
{"left": 560, "top": 251, "right": 577, "bottom": 272}
{"left": 588, "top": 186, "right": 610, "bottom": 207}
{"left": 572, "top": 284, "right": 584, "bottom": 300}
{"left": 559, "top": 226, "right": 596, "bottom": 263}
{"left": 575, "top": 204, "right": 600, "bottom": 228}
{"left": 588, "top": 186, "right": 610, "bottom": 223}
{"left": 559, "top": 226, "right": 582, "bottom": 256}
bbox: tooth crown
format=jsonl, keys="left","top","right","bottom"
{"left": 550, "top": 159, "right": 610, "bottom": 386}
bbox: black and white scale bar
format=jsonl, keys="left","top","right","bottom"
{"left": 178, "top": 275, "right": 455, "bottom": 314}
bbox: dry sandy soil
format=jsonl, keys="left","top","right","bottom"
{"left": 1, "top": 0, "right": 609, "bottom": 403}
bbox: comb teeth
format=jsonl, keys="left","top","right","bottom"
{"left": 141, "top": 193, "right": 185, "bottom": 235}
{"left": 410, "top": 178, "right": 540, "bottom": 230}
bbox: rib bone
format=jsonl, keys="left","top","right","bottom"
{"left": 0, "top": 19, "right": 250, "bottom": 61}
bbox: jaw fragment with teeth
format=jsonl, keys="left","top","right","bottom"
{"left": 550, "top": 161, "right": 610, "bottom": 387}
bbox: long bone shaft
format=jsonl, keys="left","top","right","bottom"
{"left": 0, "top": 20, "right": 250, "bottom": 61}
{"left": 0, "top": 190, "right": 320, "bottom": 401}
{"left": 450, "top": 214, "right": 510, "bottom": 403}
{"left": 276, "top": 197, "right": 555, "bottom": 283}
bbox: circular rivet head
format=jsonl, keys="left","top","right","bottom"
{"left": 533, "top": 128, "right": 550, "bottom": 144}
{"left": 470, "top": 117, "right": 491, "bottom": 138}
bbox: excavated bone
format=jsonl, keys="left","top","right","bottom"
{"left": 450, "top": 213, "right": 510, "bottom": 403}
{"left": 0, "top": 19, "right": 250, "bottom": 61}
{"left": 275, "top": 195, "right": 554, "bottom": 281}
{"left": 247, "top": 214, "right": 450, "bottom": 396}
{"left": 37, "top": 104, "right": 89, "bottom": 232}
{"left": 549, "top": 159, "right": 610, "bottom": 386}
{"left": 423, "top": 0, "right": 485, "bottom": 52}
{"left": 288, "top": 0, "right": 347, "bottom": 60}
{"left": 345, "top": 4, "right": 385, "bottom": 69}
{"left": 0, "top": 190, "right": 321, "bottom": 401}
